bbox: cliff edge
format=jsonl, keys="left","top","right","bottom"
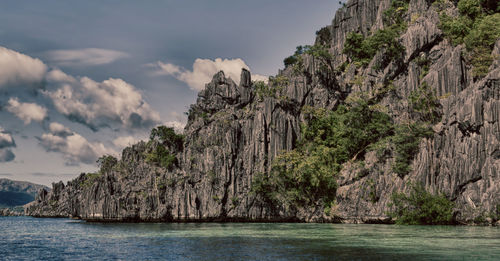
{"left": 26, "top": 0, "right": 499, "bottom": 224}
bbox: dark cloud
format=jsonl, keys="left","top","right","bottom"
{"left": 0, "top": 135, "right": 15, "bottom": 149}
{"left": 0, "top": 127, "right": 16, "bottom": 162}
{"left": 0, "top": 149, "right": 15, "bottom": 162}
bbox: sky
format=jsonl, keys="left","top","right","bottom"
{"left": 0, "top": 0, "right": 341, "bottom": 186}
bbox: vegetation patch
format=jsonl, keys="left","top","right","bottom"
{"left": 145, "top": 126, "right": 184, "bottom": 170}
{"left": 253, "top": 75, "right": 290, "bottom": 101}
{"left": 391, "top": 123, "right": 433, "bottom": 177}
{"left": 283, "top": 26, "right": 334, "bottom": 82}
{"left": 80, "top": 172, "right": 101, "bottom": 188}
{"left": 388, "top": 184, "right": 455, "bottom": 225}
{"left": 149, "top": 126, "right": 184, "bottom": 151}
{"left": 343, "top": 0, "right": 409, "bottom": 69}
{"left": 97, "top": 155, "right": 118, "bottom": 174}
{"left": 252, "top": 96, "right": 394, "bottom": 209}
{"left": 145, "top": 145, "right": 178, "bottom": 170}
{"left": 409, "top": 82, "right": 441, "bottom": 123}
{"left": 437, "top": 0, "right": 500, "bottom": 79}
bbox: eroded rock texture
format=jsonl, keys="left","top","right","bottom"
{"left": 27, "top": 0, "right": 499, "bottom": 224}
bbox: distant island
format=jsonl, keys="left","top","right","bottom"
{"left": 26, "top": 0, "right": 500, "bottom": 225}
{"left": 0, "top": 178, "right": 48, "bottom": 216}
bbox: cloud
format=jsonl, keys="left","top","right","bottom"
{"left": 29, "top": 172, "right": 74, "bottom": 178}
{"left": 39, "top": 122, "right": 117, "bottom": 165}
{"left": 0, "top": 149, "right": 15, "bottom": 162}
{"left": 5, "top": 97, "right": 48, "bottom": 125}
{"left": 44, "top": 48, "right": 129, "bottom": 66}
{"left": 164, "top": 121, "right": 185, "bottom": 133}
{"left": 46, "top": 69, "right": 76, "bottom": 83}
{"left": 0, "top": 128, "right": 16, "bottom": 149}
{"left": 0, "top": 127, "right": 16, "bottom": 162}
{"left": 45, "top": 77, "right": 161, "bottom": 131}
{"left": 48, "top": 122, "right": 72, "bottom": 137}
{"left": 0, "top": 46, "right": 161, "bottom": 132}
{"left": 113, "top": 136, "right": 142, "bottom": 149}
{"left": 0, "top": 46, "right": 47, "bottom": 88}
{"left": 149, "top": 58, "right": 268, "bottom": 91}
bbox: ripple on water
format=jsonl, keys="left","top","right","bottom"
{"left": 0, "top": 217, "right": 499, "bottom": 260}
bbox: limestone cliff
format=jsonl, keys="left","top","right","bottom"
{"left": 26, "top": 0, "right": 499, "bottom": 224}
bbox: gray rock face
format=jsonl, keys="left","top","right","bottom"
{"left": 26, "top": 0, "right": 499, "bottom": 224}
{"left": 0, "top": 208, "right": 23, "bottom": 216}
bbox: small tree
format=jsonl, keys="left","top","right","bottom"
{"left": 97, "top": 155, "right": 117, "bottom": 173}
{"left": 150, "top": 126, "right": 184, "bottom": 151}
{"left": 388, "top": 184, "right": 455, "bottom": 225}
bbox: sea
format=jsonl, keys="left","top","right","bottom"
{"left": 0, "top": 216, "right": 499, "bottom": 260}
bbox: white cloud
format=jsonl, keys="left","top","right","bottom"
{"left": 45, "top": 77, "right": 161, "bottom": 130}
{"left": 46, "top": 69, "right": 76, "bottom": 83}
{"left": 45, "top": 48, "right": 129, "bottom": 66}
{"left": 0, "top": 46, "right": 47, "bottom": 88}
{"left": 6, "top": 97, "right": 47, "bottom": 125}
{"left": 164, "top": 121, "right": 186, "bottom": 133}
{"left": 113, "top": 136, "right": 142, "bottom": 149}
{"left": 39, "top": 123, "right": 117, "bottom": 165}
{"left": 49, "top": 122, "right": 72, "bottom": 137}
{"left": 0, "top": 127, "right": 16, "bottom": 162}
{"left": 0, "top": 127, "right": 15, "bottom": 149}
{"left": 150, "top": 58, "right": 268, "bottom": 91}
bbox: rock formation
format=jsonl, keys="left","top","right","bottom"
{"left": 0, "top": 178, "right": 48, "bottom": 208}
{"left": 26, "top": 0, "right": 499, "bottom": 224}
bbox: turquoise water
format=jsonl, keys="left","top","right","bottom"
{"left": 0, "top": 217, "right": 499, "bottom": 260}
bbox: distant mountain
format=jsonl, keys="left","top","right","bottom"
{"left": 0, "top": 179, "right": 48, "bottom": 208}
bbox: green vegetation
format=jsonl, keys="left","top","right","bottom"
{"left": 343, "top": 0, "right": 408, "bottom": 68}
{"left": 145, "top": 145, "right": 178, "bottom": 170}
{"left": 388, "top": 184, "right": 455, "bottom": 225}
{"left": 253, "top": 96, "right": 394, "bottom": 208}
{"left": 149, "top": 125, "right": 184, "bottom": 151}
{"left": 283, "top": 45, "right": 309, "bottom": 68}
{"left": 156, "top": 177, "right": 167, "bottom": 190}
{"left": 207, "top": 170, "right": 218, "bottom": 186}
{"left": 437, "top": 0, "right": 500, "bottom": 79}
{"left": 315, "top": 26, "right": 332, "bottom": 46}
{"left": 465, "top": 13, "right": 500, "bottom": 78}
{"left": 97, "top": 155, "right": 118, "bottom": 174}
{"left": 80, "top": 172, "right": 101, "bottom": 188}
{"left": 252, "top": 87, "right": 435, "bottom": 206}
{"left": 284, "top": 26, "right": 332, "bottom": 68}
{"left": 391, "top": 124, "right": 433, "bottom": 176}
{"left": 366, "top": 178, "right": 378, "bottom": 203}
{"left": 253, "top": 75, "right": 289, "bottom": 101}
{"left": 283, "top": 25, "right": 334, "bottom": 81}
{"left": 231, "top": 196, "right": 239, "bottom": 207}
{"left": 414, "top": 56, "right": 430, "bottom": 80}
{"left": 409, "top": 82, "right": 441, "bottom": 123}
{"left": 254, "top": 81, "right": 275, "bottom": 101}
{"left": 146, "top": 126, "right": 184, "bottom": 170}
{"left": 212, "top": 195, "right": 221, "bottom": 203}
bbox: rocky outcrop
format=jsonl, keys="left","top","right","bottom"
{"left": 27, "top": 0, "right": 499, "bottom": 224}
{"left": 0, "top": 208, "right": 23, "bottom": 216}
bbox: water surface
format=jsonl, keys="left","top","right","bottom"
{"left": 1, "top": 217, "right": 498, "bottom": 260}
